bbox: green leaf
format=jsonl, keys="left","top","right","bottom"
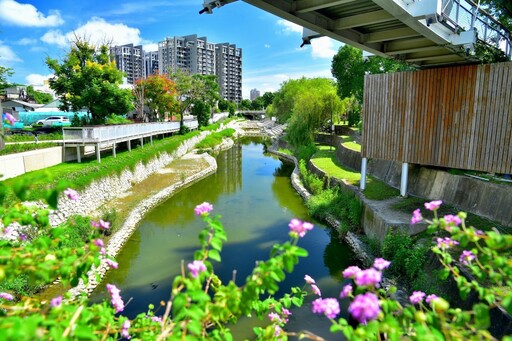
{"left": 208, "top": 249, "right": 221, "bottom": 262}
{"left": 210, "top": 237, "right": 223, "bottom": 251}
{"left": 473, "top": 303, "right": 490, "bottom": 329}
{"left": 294, "top": 246, "right": 309, "bottom": 257}
{"left": 438, "top": 268, "right": 450, "bottom": 280}
{"left": 46, "top": 190, "right": 59, "bottom": 209}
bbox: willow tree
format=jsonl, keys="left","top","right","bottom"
{"left": 46, "top": 39, "right": 133, "bottom": 124}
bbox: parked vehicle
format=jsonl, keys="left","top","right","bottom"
{"left": 32, "top": 116, "right": 71, "bottom": 127}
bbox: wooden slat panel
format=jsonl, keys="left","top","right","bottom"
{"left": 362, "top": 61, "right": 512, "bottom": 174}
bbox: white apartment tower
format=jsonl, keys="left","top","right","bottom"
{"left": 158, "top": 35, "right": 242, "bottom": 103}
{"left": 215, "top": 43, "right": 242, "bottom": 103}
{"left": 144, "top": 51, "right": 159, "bottom": 78}
{"left": 110, "top": 44, "right": 144, "bottom": 84}
{"left": 250, "top": 88, "right": 261, "bottom": 101}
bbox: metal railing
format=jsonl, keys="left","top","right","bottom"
{"left": 62, "top": 120, "right": 198, "bottom": 143}
{"left": 440, "top": 0, "right": 511, "bottom": 57}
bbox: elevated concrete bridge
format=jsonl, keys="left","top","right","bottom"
{"left": 201, "top": 0, "right": 511, "bottom": 67}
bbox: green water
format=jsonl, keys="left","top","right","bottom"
{"left": 92, "top": 139, "right": 356, "bottom": 339}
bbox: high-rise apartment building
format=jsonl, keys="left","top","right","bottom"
{"left": 250, "top": 88, "right": 260, "bottom": 101}
{"left": 158, "top": 35, "right": 242, "bottom": 103}
{"left": 215, "top": 43, "right": 242, "bottom": 103}
{"left": 144, "top": 51, "right": 159, "bottom": 78}
{"left": 110, "top": 43, "right": 144, "bottom": 84}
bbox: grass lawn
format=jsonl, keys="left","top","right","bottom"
{"left": 340, "top": 135, "right": 361, "bottom": 152}
{"left": 311, "top": 145, "right": 399, "bottom": 200}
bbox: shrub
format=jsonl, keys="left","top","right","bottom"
{"left": 298, "top": 159, "right": 324, "bottom": 195}
{"left": 382, "top": 230, "right": 428, "bottom": 282}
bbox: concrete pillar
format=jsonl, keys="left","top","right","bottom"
{"left": 140, "top": 138, "right": 144, "bottom": 147}
{"left": 150, "top": 135, "right": 153, "bottom": 145}
{"left": 128, "top": 140, "right": 131, "bottom": 151}
{"left": 96, "top": 144, "right": 101, "bottom": 163}
{"left": 113, "top": 142, "right": 116, "bottom": 158}
{"left": 76, "top": 146, "right": 81, "bottom": 163}
{"left": 360, "top": 157, "right": 368, "bottom": 190}
{"left": 400, "top": 163, "right": 409, "bottom": 196}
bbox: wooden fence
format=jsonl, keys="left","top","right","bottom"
{"left": 362, "top": 62, "right": 512, "bottom": 174}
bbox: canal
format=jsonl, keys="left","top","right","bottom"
{"left": 92, "top": 138, "right": 356, "bottom": 339}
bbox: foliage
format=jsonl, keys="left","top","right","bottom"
{"left": 191, "top": 100, "right": 211, "bottom": 128}
{"left": 347, "top": 106, "right": 361, "bottom": 128}
{"left": 298, "top": 159, "right": 324, "bottom": 195}
{"left": 71, "top": 113, "right": 89, "bottom": 127}
{"left": 250, "top": 96, "right": 264, "bottom": 110}
{"left": 218, "top": 98, "right": 229, "bottom": 111}
{"left": 382, "top": 230, "right": 429, "bottom": 282}
{"left": 227, "top": 101, "right": 236, "bottom": 116}
{"left": 331, "top": 45, "right": 414, "bottom": 104}
{"left": 26, "top": 85, "right": 53, "bottom": 104}
{"left": 0, "top": 142, "right": 58, "bottom": 157}
{"left": 261, "top": 91, "right": 275, "bottom": 108}
{"left": 133, "top": 74, "right": 178, "bottom": 122}
{"left": 480, "top": 0, "right": 512, "bottom": 32}
{"left": 0, "top": 65, "right": 14, "bottom": 89}
{"left": 195, "top": 128, "right": 235, "bottom": 150}
{"left": 105, "top": 114, "right": 131, "bottom": 125}
{"left": 239, "top": 99, "right": 252, "bottom": 110}
{"left": 5, "top": 132, "right": 62, "bottom": 143}
{"left": 46, "top": 38, "right": 134, "bottom": 124}
{"left": 170, "top": 70, "right": 219, "bottom": 131}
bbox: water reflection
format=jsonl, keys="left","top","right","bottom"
{"left": 91, "top": 139, "right": 354, "bottom": 340}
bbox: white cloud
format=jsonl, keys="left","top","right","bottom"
{"left": 143, "top": 43, "right": 158, "bottom": 52}
{"left": 25, "top": 73, "right": 52, "bottom": 86}
{"left": 264, "top": 44, "right": 270, "bottom": 48}
{"left": 41, "top": 30, "right": 68, "bottom": 48}
{"left": 277, "top": 19, "right": 302, "bottom": 34}
{"left": 0, "top": 0, "right": 64, "bottom": 27}
{"left": 41, "top": 17, "right": 144, "bottom": 48}
{"left": 17, "top": 38, "right": 37, "bottom": 45}
{"left": 311, "top": 37, "right": 338, "bottom": 59}
{"left": 0, "top": 42, "right": 21, "bottom": 63}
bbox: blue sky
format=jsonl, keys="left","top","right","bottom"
{"left": 0, "top": 0, "right": 342, "bottom": 99}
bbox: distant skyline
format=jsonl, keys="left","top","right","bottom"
{"left": 0, "top": 0, "right": 343, "bottom": 99}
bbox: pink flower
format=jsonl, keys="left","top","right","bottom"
{"left": 121, "top": 320, "right": 131, "bottom": 339}
{"left": 100, "top": 247, "right": 106, "bottom": 255}
{"left": 151, "top": 316, "right": 162, "bottom": 323}
{"left": 194, "top": 202, "right": 213, "bottom": 216}
{"left": 312, "top": 298, "right": 340, "bottom": 319}
{"left": 3, "top": 113, "right": 15, "bottom": 125}
{"left": 354, "top": 268, "right": 382, "bottom": 287}
{"left": 106, "top": 258, "right": 118, "bottom": 269}
{"left": 426, "top": 294, "right": 439, "bottom": 304}
{"left": 0, "top": 292, "right": 14, "bottom": 301}
{"left": 411, "top": 208, "right": 422, "bottom": 224}
{"left": 339, "top": 284, "right": 352, "bottom": 299}
{"left": 187, "top": 260, "right": 207, "bottom": 278}
{"left": 281, "top": 308, "right": 291, "bottom": 317}
{"left": 274, "top": 325, "right": 283, "bottom": 337}
{"left": 348, "top": 293, "right": 380, "bottom": 324}
{"left": 64, "top": 188, "right": 79, "bottom": 201}
{"left": 106, "top": 284, "right": 124, "bottom": 313}
{"left": 94, "top": 239, "right": 104, "bottom": 247}
{"left": 409, "top": 291, "right": 426, "bottom": 304}
{"left": 268, "top": 312, "right": 281, "bottom": 323}
{"left": 51, "top": 296, "right": 62, "bottom": 307}
{"left": 443, "top": 214, "right": 462, "bottom": 226}
{"left": 342, "top": 266, "right": 361, "bottom": 279}
{"left": 373, "top": 258, "right": 391, "bottom": 271}
{"left": 91, "top": 221, "right": 100, "bottom": 228}
{"left": 459, "top": 250, "right": 476, "bottom": 265}
{"left": 99, "top": 220, "right": 110, "bottom": 230}
{"left": 436, "top": 237, "right": 459, "bottom": 250}
{"left": 304, "top": 274, "right": 315, "bottom": 284}
{"left": 288, "top": 218, "right": 313, "bottom": 238}
{"left": 311, "top": 284, "right": 322, "bottom": 296}
{"left": 424, "top": 200, "right": 443, "bottom": 211}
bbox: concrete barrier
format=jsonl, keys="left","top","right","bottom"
{"left": 0, "top": 147, "right": 63, "bottom": 180}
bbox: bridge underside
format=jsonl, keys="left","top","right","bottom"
{"left": 237, "top": 0, "right": 509, "bottom": 68}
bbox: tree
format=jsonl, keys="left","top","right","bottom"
{"left": 170, "top": 70, "right": 220, "bottom": 132}
{"left": 250, "top": 96, "right": 264, "bottom": 110}
{"left": 0, "top": 66, "right": 14, "bottom": 90}
{"left": 133, "top": 74, "right": 178, "bottom": 122}
{"left": 261, "top": 91, "right": 275, "bottom": 108}
{"left": 46, "top": 38, "right": 134, "bottom": 124}
{"left": 331, "top": 45, "right": 414, "bottom": 105}
{"left": 26, "top": 86, "right": 53, "bottom": 104}
{"left": 218, "top": 98, "right": 229, "bottom": 112}
{"left": 239, "top": 99, "right": 252, "bottom": 110}
{"left": 191, "top": 100, "right": 210, "bottom": 127}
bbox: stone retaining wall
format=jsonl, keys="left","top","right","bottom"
{"left": 50, "top": 132, "right": 210, "bottom": 226}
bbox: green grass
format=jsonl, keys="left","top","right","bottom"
{"left": 195, "top": 128, "right": 235, "bottom": 149}
{"left": 311, "top": 145, "right": 399, "bottom": 200}
{"left": 278, "top": 148, "right": 293, "bottom": 155}
{"left": 340, "top": 135, "right": 361, "bottom": 152}
{"left": 0, "top": 142, "right": 59, "bottom": 156}
{"left": 5, "top": 132, "right": 63, "bottom": 142}
{"left": 1, "top": 131, "right": 201, "bottom": 201}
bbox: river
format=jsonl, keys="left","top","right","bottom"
{"left": 91, "top": 138, "right": 356, "bottom": 339}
